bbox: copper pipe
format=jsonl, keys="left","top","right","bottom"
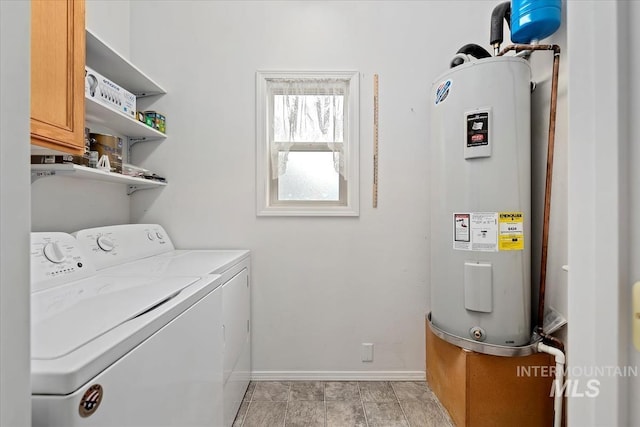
{"left": 540, "top": 330, "right": 565, "bottom": 353}
{"left": 498, "top": 44, "right": 562, "bottom": 333}
{"left": 498, "top": 43, "right": 561, "bottom": 56}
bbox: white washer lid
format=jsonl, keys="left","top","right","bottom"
{"left": 31, "top": 274, "right": 222, "bottom": 395}
{"left": 98, "top": 249, "right": 250, "bottom": 277}
{"left": 31, "top": 275, "right": 199, "bottom": 360}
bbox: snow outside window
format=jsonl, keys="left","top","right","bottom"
{"left": 256, "top": 71, "right": 359, "bottom": 216}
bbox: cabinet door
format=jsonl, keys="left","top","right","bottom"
{"left": 31, "top": 0, "right": 85, "bottom": 155}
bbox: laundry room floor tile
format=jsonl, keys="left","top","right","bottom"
{"left": 325, "top": 381, "right": 360, "bottom": 401}
{"left": 285, "top": 401, "right": 325, "bottom": 427}
{"left": 252, "top": 381, "right": 290, "bottom": 401}
{"left": 234, "top": 380, "right": 453, "bottom": 427}
{"left": 358, "top": 381, "right": 397, "bottom": 403}
{"left": 390, "top": 381, "right": 436, "bottom": 401}
{"left": 363, "top": 402, "right": 409, "bottom": 427}
{"left": 400, "top": 400, "right": 454, "bottom": 427}
{"left": 242, "top": 401, "right": 287, "bottom": 427}
{"left": 289, "top": 381, "right": 324, "bottom": 401}
{"left": 326, "top": 401, "right": 367, "bottom": 427}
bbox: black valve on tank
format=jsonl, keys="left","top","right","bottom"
{"left": 450, "top": 44, "right": 492, "bottom": 69}
{"left": 449, "top": 1, "right": 513, "bottom": 68}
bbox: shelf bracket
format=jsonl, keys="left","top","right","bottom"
{"left": 127, "top": 184, "right": 161, "bottom": 195}
{"left": 128, "top": 137, "right": 148, "bottom": 146}
{"left": 133, "top": 91, "right": 164, "bottom": 98}
{"left": 127, "top": 184, "right": 142, "bottom": 195}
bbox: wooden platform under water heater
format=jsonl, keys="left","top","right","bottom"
{"left": 426, "top": 318, "right": 555, "bottom": 427}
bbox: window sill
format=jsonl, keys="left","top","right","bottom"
{"left": 257, "top": 205, "right": 359, "bottom": 217}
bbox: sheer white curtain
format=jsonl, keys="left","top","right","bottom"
{"left": 268, "top": 78, "right": 347, "bottom": 179}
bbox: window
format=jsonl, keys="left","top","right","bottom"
{"left": 256, "top": 71, "right": 359, "bottom": 216}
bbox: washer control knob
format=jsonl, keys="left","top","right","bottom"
{"left": 147, "top": 232, "right": 155, "bottom": 241}
{"left": 43, "top": 242, "right": 65, "bottom": 263}
{"left": 156, "top": 232, "right": 163, "bottom": 240}
{"left": 97, "top": 236, "right": 115, "bottom": 252}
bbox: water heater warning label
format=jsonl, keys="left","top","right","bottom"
{"left": 498, "top": 212, "right": 525, "bottom": 250}
{"left": 453, "top": 212, "right": 498, "bottom": 252}
{"left": 454, "top": 214, "right": 470, "bottom": 242}
{"left": 466, "top": 112, "right": 489, "bottom": 147}
{"left": 464, "top": 109, "right": 491, "bottom": 160}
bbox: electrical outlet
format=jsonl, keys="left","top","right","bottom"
{"left": 362, "top": 343, "right": 374, "bottom": 362}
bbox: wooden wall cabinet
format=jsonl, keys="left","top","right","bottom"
{"left": 31, "top": 0, "right": 85, "bottom": 155}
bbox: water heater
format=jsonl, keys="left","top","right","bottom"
{"left": 430, "top": 56, "right": 531, "bottom": 347}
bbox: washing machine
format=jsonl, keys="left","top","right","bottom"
{"left": 30, "top": 232, "right": 225, "bottom": 427}
{"left": 73, "top": 224, "right": 251, "bottom": 427}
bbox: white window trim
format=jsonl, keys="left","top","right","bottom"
{"left": 256, "top": 70, "right": 359, "bottom": 217}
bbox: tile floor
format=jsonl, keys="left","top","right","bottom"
{"left": 232, "top": 381, "right": 454, "bottom": 427}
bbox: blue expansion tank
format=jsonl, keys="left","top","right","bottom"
{"left": 510, "top": 0, "right": 561, "bottom": 43}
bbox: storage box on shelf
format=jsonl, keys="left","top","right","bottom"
{"left": 85, "top": 65, "right": 137, "bottom": 120}
{"left": 85, "top": 28, "right": 167, "bottom": 143}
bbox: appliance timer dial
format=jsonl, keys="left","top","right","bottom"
{"left": 43, "top": 242, "right": 65, "bottom": 263}
{"left": 97, "top": 236, "right": 115, "bottom": 252}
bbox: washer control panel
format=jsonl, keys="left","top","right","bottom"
{"left": 74, "top": 224, "right": 174, "bottom": 271}
{"left": 31, "top": 233, "right": 95, "bottom": 292}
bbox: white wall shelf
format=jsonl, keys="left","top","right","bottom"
{"left": 31, "top": 164, "right": 167, "bottom": 195}
{"left": 85, "top": 97, "right": 166, "bottom": 142}
{"left": 82, "top": 28, "right": 168, "bottom": 194}
{"left": 86, "top": 29, "right": 166, "bottom": 97}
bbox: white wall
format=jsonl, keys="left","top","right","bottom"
{"left": 566, "top": 1, "right": 631, "bottom": 425}
{"left": 0, "top": 1, "right": 31, "bottom": 425}
{"left": 31, "top": 178, "right": 130, "bottom": 232}
{"left": 86, "top": 0, "right": 130, "bottom": 59}
{"left": 31, "top": 0, "right": 132, "bottom": 233}
{"left": 128, "top": 0, "right": 568, "bottom": 378}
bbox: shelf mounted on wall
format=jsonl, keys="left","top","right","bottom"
{"left": 30, "top": 164, "right": 167, "bottom": 195}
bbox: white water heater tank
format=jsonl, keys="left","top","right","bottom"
{"left": 430, "top": 56, "right": 531, "bottom": 347}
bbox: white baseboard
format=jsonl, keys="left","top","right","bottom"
{"left": 250, "top": 371, "right": 426, "bottom": 381}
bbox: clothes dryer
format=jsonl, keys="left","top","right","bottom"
{"left": 74, "top": 224, "right": 251, "bottom": 427}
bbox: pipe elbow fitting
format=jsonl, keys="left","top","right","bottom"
{"left": 538, "top": 341, "right": 565, "bottom": 365}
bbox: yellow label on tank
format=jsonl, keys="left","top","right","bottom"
{"left": 498, "top": 212, "right": 524, "bottom": 251}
